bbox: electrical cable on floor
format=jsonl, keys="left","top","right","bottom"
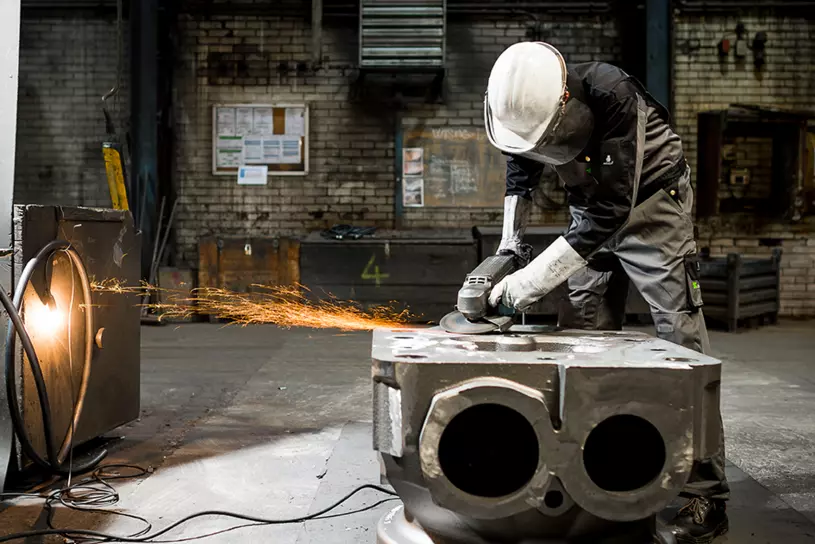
{"left": 1, "top": 240, "right": 398, "bottom": 543}
{"left": 0, "top": 483, "right": 398, "bottom": 543}
{"left": 0, "top": 464, "right": 154, "bottom": 543}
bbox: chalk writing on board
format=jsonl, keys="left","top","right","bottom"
{"left": 450, "top": 161, "right": 477, "bottom": 194}
{"left": 430, "top": 128, "right": 488, "bottom": 141}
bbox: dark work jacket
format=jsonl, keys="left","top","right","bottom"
{"left": 505, "top": 62, "right": 684, "bottom": 259}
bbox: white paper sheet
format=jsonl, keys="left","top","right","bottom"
{"left": 263, "top": 137, "right": 283, "bottom": 163}
{"left": 216, "top": 107, "right": 236, "bottom": 136}
{"left": 403, "top": 148, "right": 424, "bottom": 176}
{"left": 253, "top": 107, "right": 274, "bottom": 136}
{"left": 280, "top": 137, "right": 302, "bottom": 164}
{"left": 285, "top": 107, "right": 305, "bottom": 136}
{"left": 243, "top": 137, "right": 263, "bottom": 163}
{"left": 238, "top": 165, "right": 268, "bottom": 185}
{"left": 403, "top": 177, "right": 424, "bottom": 207}
{"left": 236, "top": 107, "right": 254, "bottom": 136}
{"left": 216, "top": 135, "right": 243, "bottom": 167}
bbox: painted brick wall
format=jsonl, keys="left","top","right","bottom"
{"left": 173, "top": 13, "right": 619, "bottom": 263}
{"left": 674, "top": 13, "right": 815, "bottom": 317}
{"left": 14, "top": 10, "right": 129, "bottom": 208}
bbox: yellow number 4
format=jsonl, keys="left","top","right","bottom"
{"left": 361, "top": 254, "right": 389, "bottom": 287}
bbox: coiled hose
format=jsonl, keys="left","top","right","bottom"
{"left": 1, "top": 240, "right": 106, "bottom": 476}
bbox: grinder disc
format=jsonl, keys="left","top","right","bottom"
{"left": 440, "top": 310, "right": 512, "bottom": 335}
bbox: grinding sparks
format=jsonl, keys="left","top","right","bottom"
{"left": 91, "top": 280, "right": 412, "bottom": 331}
{"left": 91, "top": 278, "right": 156, "bottom": 295}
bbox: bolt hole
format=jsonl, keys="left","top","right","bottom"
{"left": 544, "top": 490, "right": 564, "bottom": 509}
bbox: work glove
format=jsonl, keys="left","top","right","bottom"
{"left": 489, "top": 236, "right": 587, "bottom": 312}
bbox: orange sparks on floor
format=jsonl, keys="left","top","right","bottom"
{"left": 91, "top": 280, "right": 413, "bottom": 331}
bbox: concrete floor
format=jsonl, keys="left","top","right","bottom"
{"left": 1, "top": 321, "right": 815, "bottom": 542}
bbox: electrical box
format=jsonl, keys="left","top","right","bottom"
{"left": 729, "top": 168, "right": 751, "bottom": 186}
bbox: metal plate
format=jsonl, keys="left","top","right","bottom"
{"left": 373, "top": 326, "right": 720, "bottom": 367}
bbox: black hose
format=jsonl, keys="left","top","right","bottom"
{"left": 3, "top": 240, "right": 106, "bottom": 477}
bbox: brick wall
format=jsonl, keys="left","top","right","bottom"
{"left": 173, "top": 13, "right": 619, "bottom": 263}
{"left": 14, "top": 10, "right": 129, "bottom": 208}
{"left": 674, "top": 13, "right": 815, "bottom": 317}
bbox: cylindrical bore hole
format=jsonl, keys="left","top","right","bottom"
{"left": 544, "top": 490, "right": 564, "bottom": 509}
{"left": 438, "top": 403, "right": 539, "bottom": 498}
{"left": 583, "top": 415, "right": 666, "bottom": 493}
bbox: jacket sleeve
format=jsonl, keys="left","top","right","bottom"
{"left": 506, "top": 154, "right": 545, "bottom": 200}
{"left": 563, "top": 95, "right": 640, "bottom": 258}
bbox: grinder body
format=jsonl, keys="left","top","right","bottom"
{"left": 457, "top": 254, "right": 516, "bottom": 321}
{"left": 440, "top": 253, "right": 518, "bottom": 334}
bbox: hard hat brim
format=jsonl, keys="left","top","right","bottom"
{"left": 484, "top": 95, "right": 553, "bottom": 154}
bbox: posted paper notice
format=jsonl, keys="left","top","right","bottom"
{"left": 280, "top": 137, "right": 302, "bottom": 164}
{"left": 238, "top": 165, "right": 268, "bottom": 185}
{"left": 285, "top": 107, "right": 306, "bottom": 136}
{"left": 403, "top": 177, "right": 424, "bottom": 207}
{"left": 216, "top": 107, "right": 236, "bottom": 136}
{"left": 236, "top": 107, "right": 254, "bottom": 136}
{"left": 253, "top": 108, "right": 274, "bottom": 136}
{"left": 403, "top": 148, "right": 424, "bottom": 176}
{"left": 243, "top": 137, "right": 263, "bottom": 164}
{"left": 216, "top": 135, "right": 243, "bottom": 168}
{"left": 263, "top": 137, "right": 282, "bottom": 163}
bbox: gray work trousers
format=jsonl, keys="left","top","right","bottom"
{"left": 559, "top": 168, "right": 730, "bottom": 500}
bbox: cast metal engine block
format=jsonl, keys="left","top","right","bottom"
{"left": 371, "top": 326, "right": 722, "bottom": 544}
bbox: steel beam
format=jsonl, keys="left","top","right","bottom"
{"left": 131, "top": 0, "right": 158, "bottom": 277}
{"left": 312, "top": 0, "right": 323, "bottom": 65}
{"left": 646, "top": 0, "right": 672, "bottom": 111}
{"left": 0, "top": 0, "right": 21, "bottom": 492}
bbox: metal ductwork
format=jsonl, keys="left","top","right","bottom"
{"left": 21, "top": 0, "right": 117, "bottom": 8}
{"left": 359, "top": 0, "right": 446, "bottom": 71}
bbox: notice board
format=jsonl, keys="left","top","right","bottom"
{"left": 401, "top": 126, "right": 507, "bottom": 208}
{"left": 212, "top": 104, "right": 309, "bottom": 176}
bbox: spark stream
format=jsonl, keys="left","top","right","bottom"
{"left": 91, "top": 280, "right": 412, "bottom": 331}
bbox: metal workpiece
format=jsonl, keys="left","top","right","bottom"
{"left": 372, "top": 326, "right": 722, "bottom": 543}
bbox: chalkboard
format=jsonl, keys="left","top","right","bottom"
{"left": 402, "top": 126, "right": 507, "bottom": 208}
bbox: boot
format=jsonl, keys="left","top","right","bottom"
{"left": 666, "top": 497, "right": 729, "bottom": 544}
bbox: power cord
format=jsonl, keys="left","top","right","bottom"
{"left": 0, "top": 483, "right": 397, "bottom": 543}
{"left": 1, "top": 241, "right": 399, "bottom": 543}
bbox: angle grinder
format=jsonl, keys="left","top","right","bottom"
{"left": 440, "top": 253, "right": 520, "bottom": 334}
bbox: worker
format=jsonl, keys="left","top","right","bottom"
{"left": 483, "top": 42, "right": 730, "bottom": 542}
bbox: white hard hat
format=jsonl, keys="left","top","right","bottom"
{"left": 485, "top": 42, "right": 567, "bottom": 154}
